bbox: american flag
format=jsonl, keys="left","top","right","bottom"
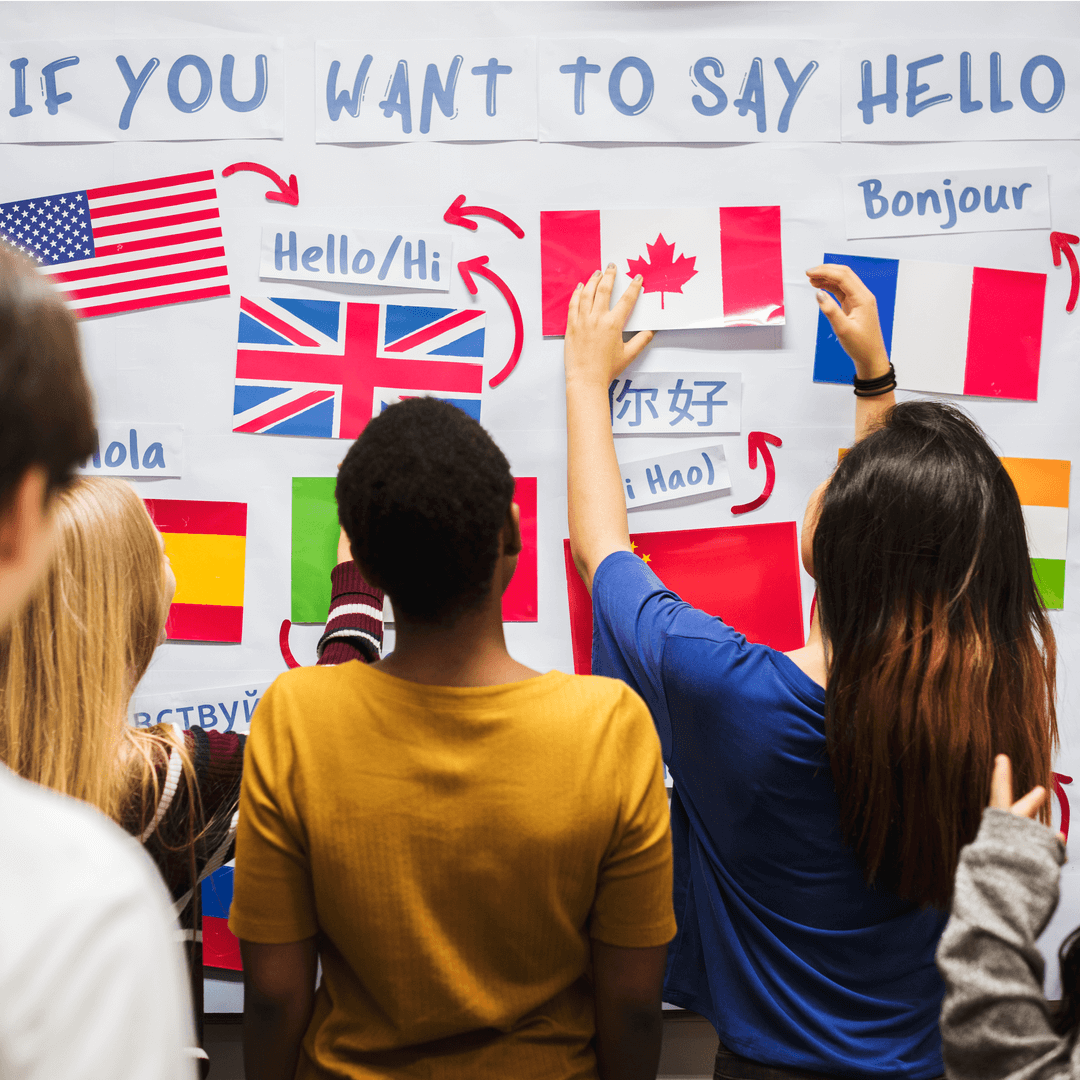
{"left": 232, "top": 296, "right": 486, "bottom": 439}
{"left": 0, "top": 169, "right": 230, "bottom": 319}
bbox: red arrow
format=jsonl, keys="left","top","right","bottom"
{"left": 445, "top": 194, "right": 525, "bottom": 239}
{"left": 1054, "top": 771, "right": 1073, "bottom": 844}
{"left": 222, "top": 162, "right": 299, "bottom": 206}
{"left": 458, "top": 256, "right": 524, "bottom": 389}
{"left": 1051, "top": 231, "right": 1080, "bottom": 313}
{"left": 731, "top": 431, "right": 783, "bottom": 515}
{"left": 278, "top": 619, "right": 301, "bottom": 669}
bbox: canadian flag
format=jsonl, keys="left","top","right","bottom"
{"left": 540, "top": 206, "right": 784, "bottom": 335}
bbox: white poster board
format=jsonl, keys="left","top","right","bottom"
{"left": 1, "top": 0, "right": 1075, "bottom": 1012}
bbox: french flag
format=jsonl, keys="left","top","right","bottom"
{"left": 540, "top": 206, "right": 784, "bottom": 335}
{"left": 814, "top": 253, "right": 1046, "bottom": 401}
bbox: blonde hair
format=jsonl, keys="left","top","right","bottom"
{"left": 0, "top": 477, "right": 184, "bottom": 825}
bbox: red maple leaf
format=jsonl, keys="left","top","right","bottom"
{"left": 626, "top": 233, "right": 698, "bottom": 309}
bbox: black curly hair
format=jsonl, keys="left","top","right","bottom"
{"left": 336, "top": 397, "right": 517, "bottom": 622}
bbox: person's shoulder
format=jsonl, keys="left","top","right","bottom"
{"left": 546, "top": 671, "right": 654, "bottom": 728}
{"left": 0, "top": 765, "right": 164, "bottom": 906}
{"left": 263, "top": 659, "right": 369, "bottom": 702}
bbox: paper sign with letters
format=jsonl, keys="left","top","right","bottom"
{"left": 144, "top": 499, "right": 247, "bottom": 644}
{"left": 541, "top": 207, "right": 784, "bottom": 334}
{"left": 844, "top": 167, "right": 1051, "bottom": 238}
{"left": 261, "top": 225, "right": 452, "bottom": 291}
{"left": 814, "top": 253, "right": 1045, "bottom": 400}
{"left": 621, "top": 445, "right": 730, "bottom": 508}
{"left": 0, "top": 39, "right": 284, "bottom": 142}
{"left": 609, "top": 373, "right": 741, "bottom": 434}
{"left": 316, "top": 38, "right": 537, "bottom": 142}
{"left": 563, "top": 522, "right": 805, "bottom": 675}
{"left": 233, "top": 296, "right": 485, "bottom": 439}
{"left": 79, "top": 423, "right": 183, "bottom": 478}
{"left": 0, "top": 169, "right": 230, "bottom": 319}
{"left": 842, "top": 41, "right": 1080, "bottom": 141}
{"left": 538, "top": 38, "right": 839, "bottom": 142}
{"left": 130, "top": 680, "right": 272, "bottom": 732}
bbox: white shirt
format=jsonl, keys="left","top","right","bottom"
{"left": 0, "top": 763, "right": 196, "bottom": 1080}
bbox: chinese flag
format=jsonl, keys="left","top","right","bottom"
{"left": 563, "top": 521, "right": 805, "bottom": 675}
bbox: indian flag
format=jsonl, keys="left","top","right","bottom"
{"left": 144, "top": 498, "right": 248, "bottom": 643}
{"left": 1001, "top": 458, "right": 1070, "bottom": 610}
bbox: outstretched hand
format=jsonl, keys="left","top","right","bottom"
{"left": 806, "top": 263, "right": 891, "bottom": 378}
{"left": 990, "top": 754, "right": 1049, "bottom": 820}
{"left": 564, "top": 265, "right": 654, "bottom": 387}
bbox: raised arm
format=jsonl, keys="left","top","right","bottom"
{"left": 936, "top": 757, "right": 1070, "bottom": 1080}
{"left": 565, "top": 266, "right": 654, "bottom": 591}
{"left": 806, "top": 265, "right": 895, "bottom": 443}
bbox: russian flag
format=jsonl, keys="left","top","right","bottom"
{"left": 814, "top": 253, "right": 1046, "bottom": 401}
{"left": 540, "top": 206, "right": 784, "bottom": 335}
{"left": 1001, "top": 457, "right": 1070, "bottom": 610}
{"left": 201, "top": 864, "right": 242, "bottom": 971}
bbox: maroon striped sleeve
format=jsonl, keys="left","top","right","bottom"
{"left": 317, "top": 562, "right": 384, "bottom": 665}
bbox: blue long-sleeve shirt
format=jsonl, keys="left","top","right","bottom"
{"left": 592, "top": 550, "right": 947, "bottom": 1079}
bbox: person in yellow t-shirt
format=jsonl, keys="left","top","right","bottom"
{"left": 230, "top": 397, "right": 676, "bottom": 1080}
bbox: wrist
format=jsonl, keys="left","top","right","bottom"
{"left": 565, "top": 368, "right": 614, "bottom": 395}
{"left": 852, "top": 349, "right": 891, "bottom": 380}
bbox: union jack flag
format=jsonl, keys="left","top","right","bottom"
{"left": 0, "top": 169, "right": 229, "bottom": 319}
{"left": 232, "top": 297, "right": 486, "bottom": 438}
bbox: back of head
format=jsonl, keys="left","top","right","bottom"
{"left": 813, "top": 401, "right": 1056, "bottom": 907}
{"left": 336, "top": 397, "right": 516, "bottom": 623}
{"left": 0, "top": 242, "right": 95, "bottom": 507}
{"left": 0, "top": 478, "right": 168, "bottom": 819}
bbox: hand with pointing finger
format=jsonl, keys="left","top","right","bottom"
{"left": 990, "top": 754, "right": 1051, "bottom": 819}
{"left": 805, "top": 263, "right": 891, "bottom": 380}
{"left": 564, "top": 265, "right": 655, "bottom": 388}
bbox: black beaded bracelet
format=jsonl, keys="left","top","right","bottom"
{"left": 852, "top": 361, "right": 896, "bottom": 397}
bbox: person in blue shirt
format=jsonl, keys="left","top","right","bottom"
{"left": 563, "top": 263, "right": 1058, "bottom": 1080}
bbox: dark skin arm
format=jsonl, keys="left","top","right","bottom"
{"left": 240, "top": 937, "right": 318, "bottom": 1080}
{"left": 592, "top": 940, "right": 668, "bottom": 1080}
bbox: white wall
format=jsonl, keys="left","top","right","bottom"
{"left": 6, "top": 0, "right": 1078, "bottom": 1007}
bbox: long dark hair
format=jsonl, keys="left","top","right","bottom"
{"left": 814, "top": 401, "right": 1057, "bottom": 908}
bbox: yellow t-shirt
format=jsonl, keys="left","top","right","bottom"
{"left": 229, "top": 662, "right": 675, "bottom": 1080}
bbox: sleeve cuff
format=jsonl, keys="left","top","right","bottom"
{"left": 317, "top": 562, "right": 384, "bottom": 664}
{"left": 330, "top": 561, "right": 383, "bottom": 604}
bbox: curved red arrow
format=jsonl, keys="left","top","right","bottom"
{"left": 731, "top": 431, "right": 783, "bottom": 515}
{"left": 279, "top": 619, "right": 301, "bottom": 669}
{"left": 458, "top": 256, "right": 523, "bottom": 389}
{"left": 222, "top": 162, "right": 299, "bottom": 206}
{"left": 445, "top": 194, "right": 525, "bottom": 239}
{"left": 1051, "top": 231, "right": 1079, "bottom": 314}
{"left": 1054, "top": 771, "right": 1072, "bottom": 844}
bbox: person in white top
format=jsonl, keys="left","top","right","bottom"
{"left": 0, "top": 241, "right": 195, "bottom": 1080}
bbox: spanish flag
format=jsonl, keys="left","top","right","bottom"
{"left": 144, "top": 499, "right": 247, "bottom": 643}
{"left": 1001, "top": 457, "right": 1070, "bottom": 610}
{"left": 563, "top": 521, "right": 806, "bottom": 676}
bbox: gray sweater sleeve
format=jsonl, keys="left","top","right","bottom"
{"left": 937, "top": 807, "right": 1073, "bottom": 1080}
